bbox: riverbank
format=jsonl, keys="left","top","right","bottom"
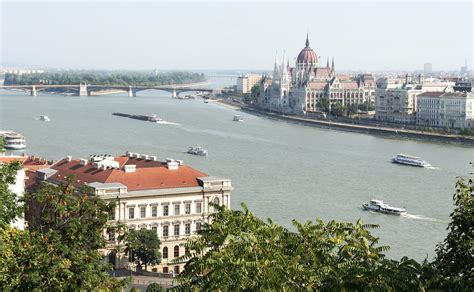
{"left": 212, "top": 99, "right": 474, "bottom": 146}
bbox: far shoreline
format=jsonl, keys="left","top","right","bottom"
{"left": 211, "top": 99, "right": 474, "bottom": 146}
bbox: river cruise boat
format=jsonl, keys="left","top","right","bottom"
{"left": 392, "top": 154, "right": 431, "bottom": 167}
{"left": 362, "top": 200, "right": 407, "bottom": 216}
{"left": 39, "top": 115, "right": 50, "bottom": 122}
{"left": 233, "top": 115, "right": 244, "bottom": 122}
{"left": 187, "top": 146, "right": 208, "bottom": 156}
{"left": 0, "top": 131, "right": 26, "bottom": 150}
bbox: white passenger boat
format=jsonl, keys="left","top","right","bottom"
{"left": 391, "top": 154, "right": 431, "bottom": 167}
{"left": 39, "top": 115, "right": 50, "bottom": 122}
{"left": 362, "top": 199, "right": 407, "bottom": 215}
{"left": 187, "top": 146, "right": 208, "bottom": 156}
{"left": 149, "top": 115, "right": 164, "bottom": 123}
{"left": 0, "top": 131, "right": 27, "bottom": 150}
{"left": 233, "top": 115, "right": 244, "bottom": 122}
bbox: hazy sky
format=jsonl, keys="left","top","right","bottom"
{"left": 1, "top": 1, "right": 472, "bottom": 71}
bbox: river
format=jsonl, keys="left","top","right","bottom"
{"left": 1, "top": 72, "right": 472, "bottom": 261}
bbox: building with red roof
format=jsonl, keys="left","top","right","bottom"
{"left": 26, "top": 151, "right": 232, "bottom": 274}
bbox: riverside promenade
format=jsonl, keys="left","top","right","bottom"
{"left": 213, "top": 99, "right": 474, "bottom": 146}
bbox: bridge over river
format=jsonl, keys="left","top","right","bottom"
{"left": 0, "top": 81, "right": 217, "bottom": 97}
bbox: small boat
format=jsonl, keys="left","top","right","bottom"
{"left": 149, "top": 115, "right": 165, "bottom": 123}
{"left": 392, "top": 154, "right": 431, "bottom": 167}
{"left": 362, "top": 199, "right": 407, "bottom": 216}
{"left": 204, "top": 100, "right": 209, "bottom": 103}
{"left": 187, "top": 146, "right": 208, "bottom": 156}
{"left": 39, "top": 115, "right": 50, "bottom": 122}
{"left": 233, "top": 115, "right": 244, "bottom": 122}
{"left": 0, "top": 131, "right": 26, "bottom": 150}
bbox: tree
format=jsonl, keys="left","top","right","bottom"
{"left": 432, "top": 173, "right": 474, "bottom": 290}
{"left": 146, "top": 282, "right": 165, "bottom": 292}
{"left": 347, "top": 103, "right": 358, "bottom": 116}
{"left": 0, "top": 171, "right": 127, "bottom": 290}
{"left": 174, "top": 203, "right": 423, "bottom": 291}
{"left": 317, "top": 97, "right": 330, "bottom": 113}
{"left": 0, "top": 161, "right": 22, "bottom": 228}
{"left": 330, "top": 102, "right": 344, "bottom": 117}
{"left": 126, "top": 229, "right": 161, "bottom": 270}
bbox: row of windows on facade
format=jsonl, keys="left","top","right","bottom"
{"left": 108, "top": 222, "right": 202, "bottom": 241}
{"left": 111, "top": 202, "right": 204, "bottom": 220}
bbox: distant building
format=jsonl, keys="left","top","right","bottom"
{"left": 236, "top": 74, "right": 262, "bottom": 94}
{"left": 257, "top": 34, "right": 375, "bottom": 114}
{"left": 460, "top": 60, "right": 468, "bottom": 76}
{"left": 375, "top": 76, "right": 454, "bottom": 124}
{"left": 424, "top": 63, "right": 432, "bottom": 75}
{"left": 0, "top": 155, "right": 52, "bottom": 230}
{"left": 26, "top": 152, "right": 232, "bottom": 274}
{"left": 416, "top": 91, "right": 474, "bottom": 128}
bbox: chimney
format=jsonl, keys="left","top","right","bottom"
{"left": 167, "top": 161, "right": 179, "bottom": 170}
{"left": 141, "top": 154, "right": 149, "bottom": 160}
{"left": 150, "top": 156, "right": 158, "bottom": 161}
{"left": 66, "top": 156, "right": 72, "bottom": 162}
{"left": 79, "top": 159, "right": 88, "bottom": 166}
{"left": 176, "top": 160, "right": 184, "bottom": 166}
{"left": 124, "top": 164, "right": 136, "bottom": 173}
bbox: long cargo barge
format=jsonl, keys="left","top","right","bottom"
{"left": 112, "top": 112, "right": 162, "bottom": 123}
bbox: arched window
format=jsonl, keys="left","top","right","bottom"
{"left": 212, "top": 197, "right": 220, "bottom": 212}
{"left": 163, "top": 247, "right": 168, "bottom": 259}
{"left": 174, "top": 245, "right": 180, "bottom": 258}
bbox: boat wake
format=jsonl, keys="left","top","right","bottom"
{"left": 401, "top": 213, "right": 439, "bottom": 221}
{"left": 156, "top": 121, "right": 180, "bottom": 125}
{"left": 425, "top": 166, "right": 440, "bottom": 170}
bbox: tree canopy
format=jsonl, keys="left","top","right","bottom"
{"left": 0, "top": 170, "right": 127, "bottom": 290}
{"left": 175, "top": 171, "right": 474, "bottom": 291}
{"left": 4, "top": 70, "right": 206, "bottom": 86}
{"left": 126, "top": 229, "right": 162, "bottom": 270}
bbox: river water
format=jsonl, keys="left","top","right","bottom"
{"left": 1, "top": 73, "right": 472, "bottom": 261}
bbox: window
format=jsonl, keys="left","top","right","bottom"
{"left": 212, "top": 197, "right": 220, "bottom": 212}
{"left": 152, "top": 226, "right": 157, "bottom": 234}
{"left": 163, "top": 205, "right": 169, "bottom": 216}
{"left": 109, "top": 207, "right": 115, "bottom": 220}
{"left": 196, "top": 202, "right": 202, "bottom": 214}
{"left": 163, "top": 247, "right": 168, "bottom": 259}
{"left": 174, "top": 245, "right": 179, "bottom": 258}
{"left": 185, "top": 223, "right": 191, "bottom": 235}
{"left": 174, "top": 204, "right": 180, "bottom": 216}
{"left": 151, "top": 206, "right": 157, "bottom": 217}
{"left": 174, "top": 224, "right": 180, "bottom": 236}
{"left": 128, "top": 207, "right": 134, "bottom": 219}
{"left": 163, "top": 267, "right": 169, "bottom": 274}
{"left": 185, "top": 203, "right": 191, "bottom": 215}
{"left": 162, "top": 225, "right": 169, "bottom": 237}
{"left": 196, "top": 222, "right": 201, "bottom": 231}
{"left": 108, "top": 230, "right": 115, "bottom": 241}
{"left": 174, "top": 265, "right": 180, "bottom": 275}
{"left": 140, "top": 206, "right": 146, "bottom": 218}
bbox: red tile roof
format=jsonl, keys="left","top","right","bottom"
{"left": 48, "top": 156, "right": 209, "bottom": 191}
{"left": 0, "top": 156, "right": 52, "bottom": 171}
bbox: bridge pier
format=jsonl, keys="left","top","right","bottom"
{"left": 79, "top": 83, "right": 88, "bottom": 96}
{"left": 31, "top": 85, "right": 37, "bottom": 96}
{"left": 128, "top": 86, "right": 137, "bottom": 97}
{"left": 171, "top": 88, "right": 177, "bottom": 98}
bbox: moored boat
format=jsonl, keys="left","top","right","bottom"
{"left": 39, "top": 115, "right": 50, "bottom": 122}
{"left": 0, "top": 131, "right": 27, "bottom": 150}
{"left": 362, "top": 199, "right": 407, "bottom": 215}
{"left": 391, "top": 154, "right": 431, "bottom": 167}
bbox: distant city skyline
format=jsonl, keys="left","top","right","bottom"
{"left": 1, "top": 1, "right": 472, "bottom": 71}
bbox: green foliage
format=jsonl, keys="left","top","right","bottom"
{"left": 146, "top": 282, "right": 165, "bottom": 292}
{"left": 330, "top": 102, "right": 344, "bottom": 117}
{"left": 347, "top": 103, "right": 358, "bottom": 116}
{"left": 0, "top": 136, "right": 4, "bottom": 151}
{"left": 126, "top": 229, "right": 161, "bottom": 270}
{"left": 432, "top": 174, "right": 474, "bottom": 290}
{"left": 251, "top": 84, "right": 260, "bottom": 96}
{"left": 0, "top": 171, "right": 127, "bottom": 290}
{"left": 317, "top": 97, "right": 330, "bottom": 113}
{"left": 4, "top": 71, "right": 206, "bottom": 87}
{"left": 358, "top": 101, "right": 375, "bottom": 112}
{"left": 0, "top": 161, "right": 22, "bottom": 228}
{"left": 174, "top": 203, "right": 424, "bottom": 291}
